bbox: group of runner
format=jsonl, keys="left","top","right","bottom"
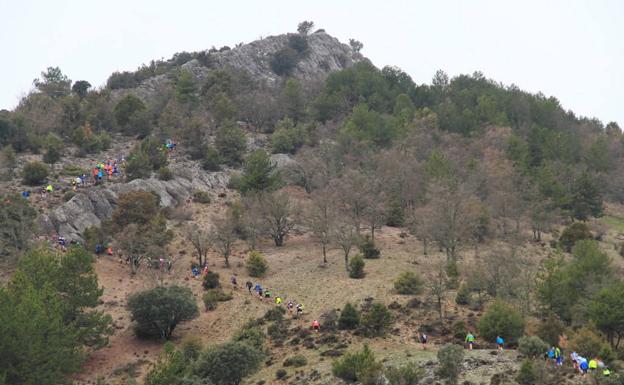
{"left": 243, "top": 280, "right": 306, "bottom": 316}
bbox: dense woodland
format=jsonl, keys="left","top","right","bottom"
{"left": 1, "top": 23, "right": 624, "bottom": 385}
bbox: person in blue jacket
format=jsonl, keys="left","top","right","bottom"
{"left": 496, "top": 335, "right": 504, "bottom": 351}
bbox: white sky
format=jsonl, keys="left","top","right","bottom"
{"left": 1, "top": 0, "right": 622, "bottom": 125}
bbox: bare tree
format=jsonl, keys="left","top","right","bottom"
{"left": 426, "top": 182, "right": 480, "bottom": 263}
{"left": 334, "top": 169, "right": 372, "bottom": 234}
{"left": 333, "top": 217, "right": 358, "bottom": 272}
{"left": 210, "top": 215, "right": 237, "bottom": 267}
{"left": 408, "top": 205, "right": 434, "bottom": 256}
{"left": 307, "top": 189, "right": 333, "bottom": 265}
{"left": 428, "top": 260, "right": 448, "bottom": 321}
{"left": 117, "top": 224, "right": 163, "bottom": 275}
{"left": 257, "top": 191, "right": 298, "bottom": 247}
{"left": 241, "top": 197, "right": 263, "bottom": 250}
{"left": 187, "top": 224, "right": 211, "bottom": 267}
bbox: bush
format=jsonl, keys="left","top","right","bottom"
{"left": 283, "top": 355, "right": 307, "bottom": 367}
{"left": 193, "top": 341, "right": 262, "bottom": 385}
{"left": 568, "top": 326, "right": 612, "bottom": 359}
{"left": 455, "top": 284, "right": 471, "bottom": 305}
{"left": 125, "top": 149, "right": 152, "bottom": 181}
{"left": 321, "top": 309, "right": 338, "bottom": 331}
{"left": 215, "top": 123, "right": 246, "bottom": 166}
{"left": 518, "top": 335, "right": 548, "bottom": 358}
{"left": 361, "top": 303, "right": 393, "bottom": 337}
{"left": 111, "top": 191, "right": 161, "bottom": 229}
{"left": 63, "top": 191, "right": 76, "bottom": 202}
{"left": 477, "top": 300, "right": 525, "bottom": 344}
{"left": 536, "top": 314, "right": 566, "bottom": 346}
{"left": 246, "top": 251, "right": 268, "bottom": 277}
{"left": 385, "top": 200, "right": 405, "bottom": 227}
{"left": 239, "top": 150, "right": 279, "bottom": 194}
{"left": 275, "top": 368, "right": 287, "bottom": 379}
{"left": 516, "top": 360, "right": 537, "bottom": 385}
{"left": 349, "top": 254, "right": 366, "bottom": 279}
{"left": 233, "top": 324, "right": 266, "bottom": 350}
{"left": 264, "top": 306, "right": 286, "bottom": 322}
{"left": 201, "top": 145, "right": 222, "bottom": 171}
{"left": 394, "top": 271, "right": 424, "bottom": 295}
{"left": 22, "top": 161, "right": 49, "bottom": 185}
{"left": 288, "top": 34, "right": 309, "bottom": 54}
{"left": 559, "top": 222, "right": 592, "bottom": 252}
{"left": 267, "top": 320, "right": 287, "bottom": 341}
{"left": 360, "top": 236, "right": 381, "bottom": 259}
{"left": 436, "top": 344, "right": 464, "bottom": 385}
{"left": 158, "top": 167, "right": 173, "bottom": 181}
{"left": 270, "top": 47, "right": 299, "bottom": 76}
{"left": 332, "top": 345, "right": 382, "bottom": 385}
{"left": 452, "top": 320, "right": 468, "bottom": 341}
{"left": 202, "top": 271, "right": 220, "bottom": 290}
{"left": 385, "top": 364, "right": 423, "bottom": 385}
{"left": 202, "top": 289, "right": 232, "bottom": 311}
{"left": 339, "top": 303, "right": 360, "bottom": 330}
{"left": 128, "top": 285, "right": 199, "bottom": 339}
{"left": 193, "top": 190, "right": 211, "bottom": 204}
{"left": 227, "top": 171, "right": 242, "bottom": 190}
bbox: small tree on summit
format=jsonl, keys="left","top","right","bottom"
{"left": 297, "top": 21, "right": 314, "bottom": 35}
{"left": 349, "top": 39, "right": 363, "bottom": 53}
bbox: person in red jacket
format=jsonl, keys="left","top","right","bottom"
{"left": 311, "top": 320, "right": 320, "bottom": 332}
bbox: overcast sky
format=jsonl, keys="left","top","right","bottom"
{"left": 1, "top": 0, "right": 622, "bottom": 125}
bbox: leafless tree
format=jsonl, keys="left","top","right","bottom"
{"left": 241, "top": 197, "right": 263, "bottom": 250}
{"left": 257, "top": 191, "right": 298, "bottom": 247}
{"left": 307, "top": 188, "right": 333, "bottom": 265}
{"left": 427, "top": 260, "right": 448, "bottom": 321}
{"left": 210, "top": 215, "right": 237, "bottom": 267}
{"left": 333, "top": 217, "right": 358, "bottom": 272}
{"left": 187, "top": 224, "right": 211, "bottom": 267}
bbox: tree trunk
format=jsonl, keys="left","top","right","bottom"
{"left": 224, "top": 254, "right": 230, "bottom": 268}
{"left": 344, "top": 252, "right": 350, "bottom": 272}
{"left": 423, "top": 239, "right": 428, "bottom": 256}
{"left": 322, "top": 244, "right": 327, "bottom": 264}
{"left": 371, "top": 226, "right": 375, "bottom": 242}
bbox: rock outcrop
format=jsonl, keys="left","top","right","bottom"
{"left": 120, "top": 31, "right": 364, "bottom": 101}
{"left": 39, "top": 163, "right": 228, "bottom": 242}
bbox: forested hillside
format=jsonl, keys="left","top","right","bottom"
{"left": 1, "top": 22, "right": 624, "bottom": 385}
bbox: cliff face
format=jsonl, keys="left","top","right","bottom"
{"left": 123, "top": 31, "right": 364, "bottom": 100}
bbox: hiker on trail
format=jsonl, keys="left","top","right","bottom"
{"left": 246, "top": 281, "right": 253, "bottom": 292}
{"left": 167, "top": 260, "right": 173, "bottom": 273}
{"left": 258, "top": 288, "right": 263, "bottom": 298}
{"left": 287, "top": 300, "right": 294, "bottom": 313}
{"left": 296, "top": 303, "right": 304, "bottom": 315}
{"left": 465, "top": 332, "right": 476, "bottom": 350}
{"left": 579, "top": 357, "right": 589, "bottom": 375}
{"left": 95, "top": 244, "right": 103, "bottom": 254}
{"left": 589, "top": 358, "right": 598, "bottom": 371}
{"left": 21, "top": 191, "right": 30, "bottom": 199}
{"left": 547, "top": 347, "right": 555, "bottom": 364}
{"left": 571, "top": 352, "right": 579, "bottom": 371}
{"left": 254, "top": 283, "right": 262, "bottom": 293}
{"left": 231, "top": 275, "right": 237, "bottom": 288}
{"left": 191, "top": 266, "right": 200, "bottom": 278}
{"left": 72, "top": 178, "right": 77, "bottom": 191}
{"left": 264, "top": 289, "right": 272, "bottom": 300}
{"left": 496, "top": 336, "right": 504, "bottom": 351}
{"left": 420, "top": 333, "right": 428, "bottom": 350}
{"left": 311, "top": 320, "right": 320, "bottom": 332}
{"left": 555, "top": 346, "right": 562, "bottom": 366}
{"left": 46, "top": 184, "right": 54, "bottom": 194}
{"left": 603, "top": 367, "right": 611, "bottom": 377}
{"left": 275, "top": 296, "right": 282, "bottom": 305}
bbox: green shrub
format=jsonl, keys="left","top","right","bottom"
{"left": 452, "top": 320, "right": 468, "bottom": 341}
{"left": 536, "top": 314, "right": 565, "bottom": 346}
{"left": 239, "top": 150, "right": 279, "bottom": 194}
{"left": 232, "top": 324, "right": 266, "bottom": 350}
{"left": 128, "top": 285, "right": 199, "bottom": 339}
{"left": 264, "top": 306, "right": 286, "bottom": 322}
{"left": 267, "top": 320, "right": 287, "bottom": 341}
{"left": 202, "top": 289, "right": 232, "bottom": 311}
{"left": 288, "top": 34, "right": 309, "bottom": 54}
{"left": 193, "top": 190, "right": 211, "bottom": 204}
{"left": 349, "top": 254, "right": 365, "bottom": 279}
{"left": 445, "top": 260, "right": 460, "bottom": 289}
{"left": 201, "top": 145, "right": 222, "bottom": 171}
{"left": 270, "top": 47, "right": 299, "bottom": 76}
{"left": 62, "top": 164, "right": 86, "bottom": 176}
{"left": 338, "top": 303, "right": 360, "bottom": 330}
{"left": 63, "top": 191, "right": 76, "bottom": 202}
{"left": 385, "top": 200, "right": 405, "bottom": 227}
{"left": 227, "top": 171, "right": 242, "bottom": 190}
{"left": 22, "top": 161, "right": 49, "bottom": 185}
{"left": 385, "top": 364, "right": 423, "bottom": 385}
{"left": 158, "top": 167, "right": 173, "bottom": 181}
{"left": 215, "top": 123, "right": 246, "bottom": 166}
{"left": 516, "top": 360, "right": 537, "bottom": 385}
{"left": 436, "top": 344, "right": 464, "bottom": 385}
{"left": 360, "top": 236, "right": 380, "bottom": 259}
{"left": 194, "top": 341, "right": 262, "bottom": 385}
{"left": 559, "top": 222, "right": 592, "bottom": 252}
{"left": 394, "top": 271, "right": 424, "bottom": 295}
{"left": 518, "top": 335, "right": 548, "bottom": 358}
{"left": 361, "top": 303, "right": 393, "bottom": 337}
{"left": 125, "top": 149, "right": 152, "bottom": 181}
{"left": 246, "top": 251, "right": 268, "bottom": 277}
{"left": 202, "top": 271, "right": 220, "bottom": 290}
{"left": 332, "top": 345, "right": 382, "bottom": 385}
{"left": 477, "top": 300, "right": 525, "bottom": 344}
{"left": 275, "top": 368, "right": 287, "bottom": 379}
{"left": 568, "top": 326, "right": 612, "bottom": 359}
{"left": 455, "top": 284, "right": 471, "bottom": 305}
{"left": 283, "top": 355, "right": 307, "bottom": 367}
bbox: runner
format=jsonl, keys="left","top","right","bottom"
{"left": 420, "top": 333, "right": 428, "bottom": 350}
{"left": 465, "top": 332, "right": 476, "bottom": 350}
